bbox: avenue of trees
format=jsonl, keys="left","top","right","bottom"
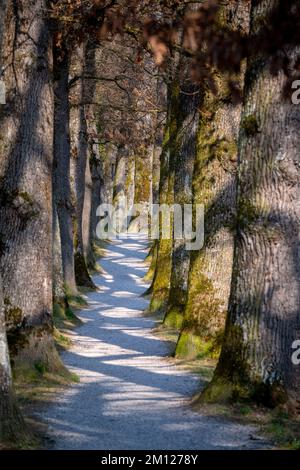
{"left": 0, "top": 0, "right": 299, "bottom": 445}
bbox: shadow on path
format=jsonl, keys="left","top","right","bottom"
{"left": 38, "top": 234, "right": 270, "bottom": 450}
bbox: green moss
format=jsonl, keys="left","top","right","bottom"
{"left": 237, "top": 198, "right": 259, "bottom": 228}
{"left": 64, "top": 284, "right": 87, "bottom": 309}
{"left": 148, "top": 296, "right": 167, "bottom": 316}
{"left": 183, "top": 267, "right": 225, "bottom": 336}
{"left": 200, "top": 378, "right": 238, "bottom": 404}
{"left": 241, "top": 114, "right": 259, "bottom": 136}
{"left": 0, "top": 187, "right": 35, "bottom": 209}
{"left": 4, "top": 298, "right": 23, "bottom": 330}
{"left": 213, "top": 138, "right": 237, "bottom": 166}
{"left": 18, "top": 191, "right": 34, "bottom": 205}
{"left": 237, "top": 198, "right": 273, "bottom": 232}
{"left": 175, "top": 331, "right": 216, "bottom": 360}
{"left": 134, "top": 148, "right": 151, "bottom": 204}
{"left": 53, "top": 327, "right": 71, "bottom": 350}
{"left": 34, "top": 360, "right": 46, "bottom": 375}
{"left": 74, "top": 252, "right": 96, "bottom": 289}
{"left": 53, "top": 299, "right": 81, "bottom": 329}
{"left": 200, "top": 375, "right": 289, "bottom": 408}
{"left": 163, "top": 306, "right": 183, "bottom": 330}
{"left": 144, "top": 243, "right": 158, "bottom": 282}
{"left": 148, "top": 239, "right": 172, "bottom": 315}
{"left": 144, "top": 263, "right": 156, "bottom": 282}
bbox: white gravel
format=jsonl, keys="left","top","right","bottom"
{"left": 39, "top": 234, "right": 270, "bottom": 450}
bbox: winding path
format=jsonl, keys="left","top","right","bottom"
{"left": 39, "top": 235, "right": 268, "bottom": 450}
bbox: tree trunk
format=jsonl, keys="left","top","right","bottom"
{"left": 52, "top": 202, "right": 65, "bottom": 305}
{"left": 148, "top": 83, "right": 176, "bottom": 315}
{"left": 100, "top": 143, "right": 116, "bottom": 206}
{"left": 144, "top": 82, "right": 164, "bottom": 284}
{"left": 163, "top": 62, "right": 200, "bottom": 330}
{"left": 82, "top": 143, "right": 93, "bottom": 261}
{"left": 113, "top": 150, "right": 126, "bottom": 206}
{"left": 125, "top": 154, "right": 135, "bottom": 215}
{"left": 70, "top": 44, "right": 95, "bottom": 289}
{"left": 202, "top": 0, "right": 300, "bottom": 408}
{"left": 152, "top": 142, "right": 162, "bottom": 207}
{"left": 53, "top": 41, "right": 77, "bottom": 296}
{"left": 0, "top": 0, "right": 7, "bottom": 61}
{"left": 86, "top": 111, "right": 103, "bottom": 269}
{"left": 0, "top": 0, "right": 28, "bottom": 445}
{"left": 0, "top": 0, "right": 62, "bottom": 372}
{"left": 0, "top": 274, "right": 27, "bottom": 444}
{"left": 176, "top": 0, "right": 250, "bottom": 359}
{"left": 112, "top": 149, "right": 127, "bottom": 233}
{"left": 134, "top": 146, "right": 152, "bottom": 206}
{"left": 128, "top": 145, "right": 152, "bottom": 233}
{"left": 83, "top": 43, "right": 102, "bottom": 270}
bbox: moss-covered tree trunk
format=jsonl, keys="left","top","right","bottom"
{"left": 134, "top": 146, "right": 152, "bottom": 206}
{"left": 0, "top": 0, "right": 62, "bottom": 373}
{"left": 144, "top": 81, "right": 165, "bottom": 284}
{"left": 70, "top": 44, "right": 95, "bottom": 289}
{"left": 148, "top": 82, "right": 177, "bottom": 315}
{"left": 151, "top": 133, "right": 163, "bottom": 207}
{"left": 202, "top": 0, "right": 300, "bottom": 407}
{"left": 176, "top": 1, "right": 250, "bottom": 359}
{"left": 82, "top": 141, "right": 93, "bottom": 264}
{"left": 163, "top": 61, "right": 200, "bottom": 330}
{"left": 128, "top": 145, "right": 152, "bottom": 233}
{"left": 112, "top": 149, "right": 127, "bottom": 233}
{"left": 53, "top": 40, "right": 77, "bottom": 296}
{"left": 86, "top": 110, "right": 103, "bottom": 269}
{"left": 125, "top": 154, "right": 135, "bottom": 215}
{"left": 113, "top": 150, "right": 126, "bottom": 206}
{"left": 82, "top": 43, "right": 101, "bottom": 270}
{"left": 100, "top": 143, "right": 116, "bottom": 207}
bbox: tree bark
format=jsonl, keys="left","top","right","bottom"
{"left": 53, "top": 41, "right": 77, "bottom": 296}
{"left": 70, "top": 44, "right": 95, "bottom": 289}
{"left": 113, "top": 150, "right": 126, "bottom": 206}
{"left": 0, "top": 0, "right": 7, "bottom": 63}
{"left": 83, "top": 43, "right": 102, "bottom": 270}
{"left": 202, "top": 0, "right": 300, "bottom": 407}
{"left": 86, "top": 111, "right": 103, "bottom": 269}
{"left": 100, "top": 143, "right": 116, "bottom": 207}
{"left": 0, "top": 0, "right": 28, "bottom": 444}
{"left": 0, "top": 0, "right": 62, "bottom": 372}
{"left": 163, "top": 61, "right": 200, "bottom": 330}
{"left": 0, "top": 274, "right": 27, "bottom": 443}
{"left": 148, "top": 83, "right": 176, "bottom": 315}
{"left": 125, "top": 154, "right": 135, "bottom": 214}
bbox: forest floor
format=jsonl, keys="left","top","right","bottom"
{"left": 25, "top": 234, "right": 277, "bottom": 450}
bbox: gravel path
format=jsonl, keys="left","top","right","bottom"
{"left": 40, "top": 235, "right": 269, "bottom": 450}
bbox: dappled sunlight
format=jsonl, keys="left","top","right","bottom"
{"left": 110, "top": 291, "right": 136, "bottom": 298}
{"left": 37, "top": 235, "right": 264, "bottom": 450}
